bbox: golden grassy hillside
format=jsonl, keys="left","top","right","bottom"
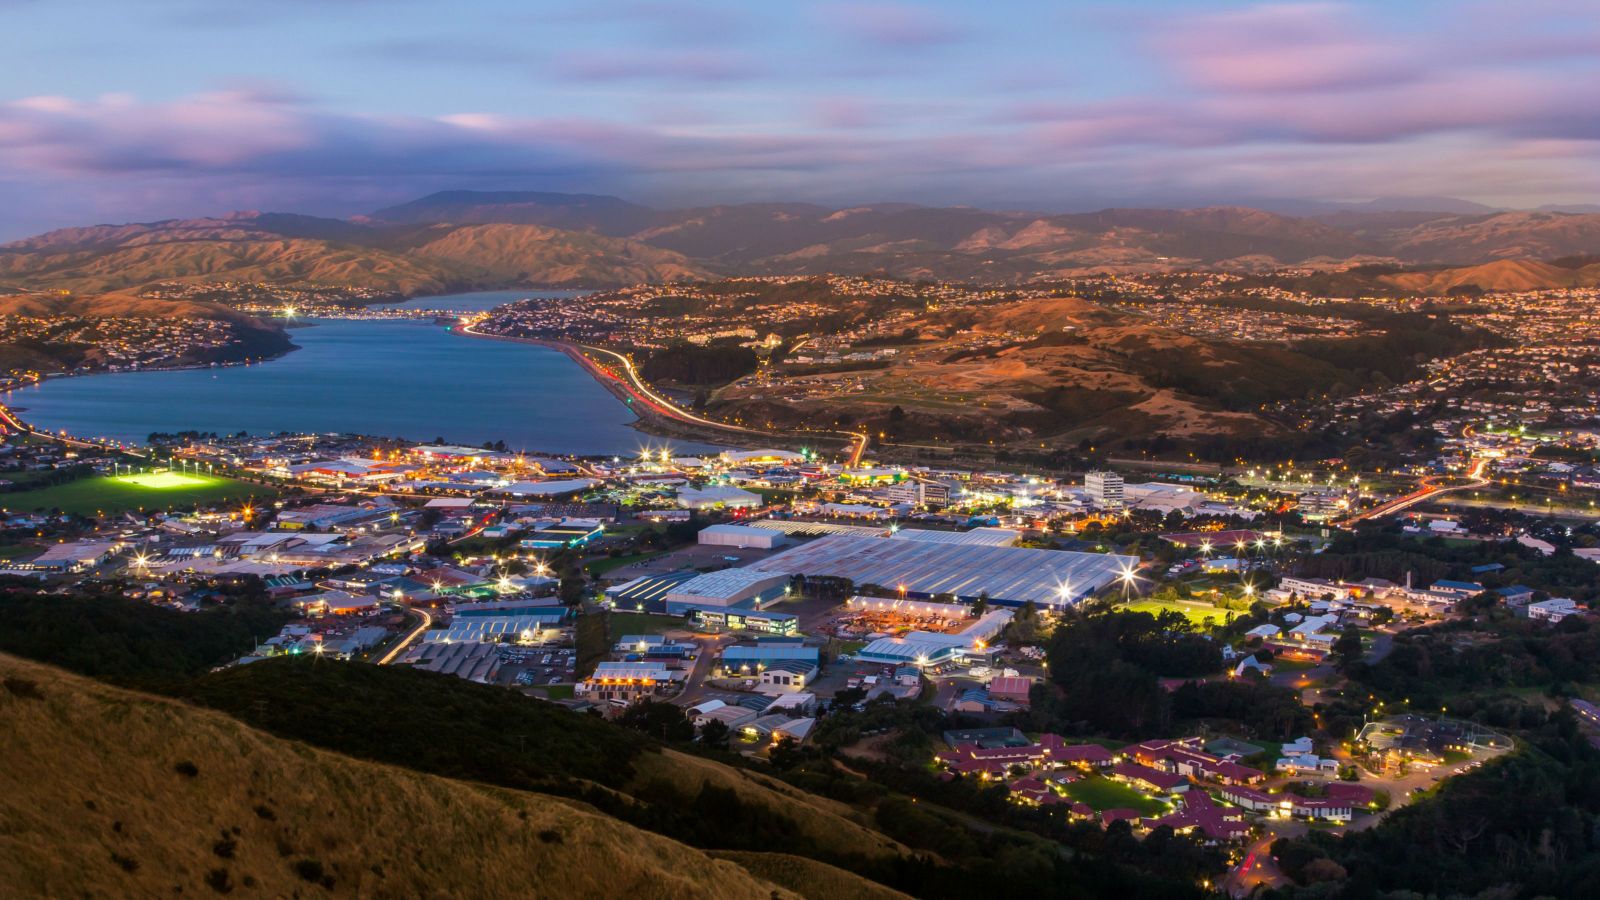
{"left": 0, "top": 653, "right": 838, "bottom": 899}
{"left": 411, "top": 223, "right": 713, "bottom": 285}
{"left": 0, "top": 291, "right": 271, "bottom": 323}
{"left": 1380, "top": 259, "right": 1600, "bottom": 294}
{"left": 632, "top": 749, "right": 913, "bottom": 861}
{"left": 0, "top": 239, "right": 462, "bottom": 295}
{"left": 710, "top": 852, "right": 911, "bottom": 900}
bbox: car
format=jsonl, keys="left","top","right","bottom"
{"left": 548, "top": 677, "right": 561, "bottom": 684}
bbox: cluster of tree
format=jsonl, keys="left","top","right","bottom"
{"left": 1030, "top": 609, "right": 1313, "bottom": 739}
{"left": 1024, "top": 611, "right": 1223, "bottom": 735}
{"left": 1346, "top": 615, "right": 1599, "bottom": 709}
{"left": 638, "top": 341, "right": 759, "bottom": 385}
{"left": 0, "top": 584, "right": 286, "bottom": 688}
{"left": 1266, "top": 722, "right": 1600, "bottom": 899}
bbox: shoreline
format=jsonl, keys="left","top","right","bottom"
{"left": 448, "top": 325, "right": 772, "bottom": 450}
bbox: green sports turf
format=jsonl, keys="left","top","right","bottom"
{"left": 113, "top": 471, "right": 210, "bottom": 489}
{"left": 1119, "top": 598, "right": 1229, "bottom": 626}
{"left": 1063, "top": 777, "right": 1171, "bottom": 817}
{"left": 1, "top": 472, "right": 277, "bottom": 517}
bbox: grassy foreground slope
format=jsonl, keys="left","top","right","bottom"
{"left": 0, "top": 653, "right": 824, "bottom": 899}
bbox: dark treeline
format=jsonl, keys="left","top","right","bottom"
{"left": 1022, "top": 610, "right": 1312, "bottom": 739}
{"left": 639, "top": 341, "right": 759, "bottom": 385}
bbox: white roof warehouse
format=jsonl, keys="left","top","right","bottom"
{"left": 745, "top": 533, "right": 1136, "bottom": 608}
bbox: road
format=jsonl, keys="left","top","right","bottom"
{"left": 670, "top": 631, "right": 739, "bottom": 707}
{"left": 1337, "top": 458, "right": 1489, "bottom": 526}
{"left": 375, "top": 604, "right": 433, "bottom": 665}
{"left": 459, "top": 323, "right": 870, "bottom": 467}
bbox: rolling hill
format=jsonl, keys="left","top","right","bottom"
{"left": 0, "top": 652, "right": 896, "bottom": 899}
{"left": 1, "top": 194, "right": 1597, "bottom": 295}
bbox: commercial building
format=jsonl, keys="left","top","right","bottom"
{"left": 696, "top": 523, "right": 788, "bottom": 550}
{"left": 1085, "top": 470, "right": 1124, "bottom": 508}
{"left": 425, "top": 613, "right": 567, "bottom": 644}
{"left": 576, "top": 660, "right": 682, "bottom": 704}
{"left": 881, "top": 479, "right": 957, "bottom": 507}
{"left": 677, "top": 485, "right": 762, "bottom": 510}
{"left": 519, "top": 522, "right": 604, "bottom": 549}
{"left": 1529, "top": 597, "right": 1580, "bottom": 622}
{"left": 746, "top": 533, "right": 1137, "bottom": 608}
{"left": 716, "top": 643, "right": 820, "bottom": 677}
{"left": 758, "top": 659, "right": 819, "bottom": 694}
{"left": 692, "top": 607, "right": 800, "bottom": 635}
{"left": 16, "top": 540, "right": 119, "bottom": 573}
{"left": 660, "top": 568, "right": 791, "bottom": 615}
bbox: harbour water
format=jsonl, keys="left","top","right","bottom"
{"left": 7, "top": 294, "right": 721, "bottom": 456}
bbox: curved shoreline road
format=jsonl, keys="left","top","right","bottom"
{"left": 456, "top": 323, "right": 869, "bottom": 467}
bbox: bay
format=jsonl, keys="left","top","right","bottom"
{"left": 6, "top": 314, "right": 723, "bottom": 457}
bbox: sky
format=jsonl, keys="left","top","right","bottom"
{"left": 0, "top": 0, "right": 1596, "bottom": 237}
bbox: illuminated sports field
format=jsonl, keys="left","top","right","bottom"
{"left": 112, "top": 471, "right": 211, "bottom": 489}
{"left": 2, "top": 470, "right": 277, "bottom": 517}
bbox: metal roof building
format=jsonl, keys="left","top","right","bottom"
{"left": 425, "top": 614, "right": 566, "bottom": 643}
{"left": 890, "top": 527, "right": 1020, "bottom": 547}
{"left": 747, "top": 533, "right": 1136, "bottom": 608}
{"left": 661, "top": 568, "right": 790, "bottom": 613}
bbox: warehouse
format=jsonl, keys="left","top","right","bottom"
{"left": 425, "top": 613, "right": 566, "bottom": 644}
{"left": 746, "top": 533, "right": 1137, "bottom": 608}
{"left": 697, "top": 523, "right": 789, "bottom": 550}
{"left": 717, "top": 643, "right": 820, "bottom": 676}
{"left": 661, "top": 568, "right": 791, "bottom": 615}
{"left": 677, "top": 484, "right": 762, "bottom": 510}
{"left": 890, "top": 527, "right": 1020, "bottom": 547}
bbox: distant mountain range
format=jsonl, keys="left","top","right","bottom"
{"left": 2, "top": 192, "right": 1598, "bottom": 294}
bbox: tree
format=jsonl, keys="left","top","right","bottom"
{"left": 698, "top": 718, "right": 730, "bottom": 747}
{"left": 616, "top": 699, "right": 694, "bottom": 742}
{"left": 769, "top": 736, "right": 804, "bottom": 769}
{"left": 1332, "top": 626, "right": 1364, "bottom": 670}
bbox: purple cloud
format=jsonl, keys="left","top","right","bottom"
{"left": 817, "top": 2, "right": 963, "bottom": 48}
{"left": 552, "top": 50, "right": 762, "bottom": 83}
{"left": 1152, "top": 3, "right": 1419, "bottom": 94}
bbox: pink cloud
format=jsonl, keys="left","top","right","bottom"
{"left": 1152, "top": 3, "right": 1419, "bottom": 93}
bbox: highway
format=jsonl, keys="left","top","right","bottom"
{"left": 1337, "top": 457, "right": 1489, "bottom": 526}
{"left": 459, "top": 323, "right": 870, "bottom": 467}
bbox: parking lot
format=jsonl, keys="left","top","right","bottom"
{"left": 600, "top": 543, "right": 780, "bottom": 580}
{"left": 496, "top": 645, "right": 577, "bottom": 688}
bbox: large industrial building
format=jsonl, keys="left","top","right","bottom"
{"left": 660, "top": 568, "right": 791, "bottom": 615}
{"left": 697, "top": 523, "right": 789, "bottom": 550}
{"left": 746, "top": 533, "right": 1137, "bottom": 608}
{"left": 890, "top": 527, "right": 1019, "bottom": 547}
